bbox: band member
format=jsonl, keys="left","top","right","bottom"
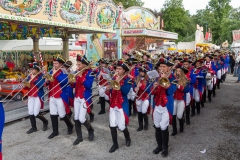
{"left": 63, "top": 61, "right": 73, "bottom": 118}
{"left": 26, "top": 62, "right": 48, "bottom": 134}
{"left": 183, "top": 57, "right": 195, "bottom": 124}
{"left": 151, "top": 58, "right": 177, "bottom": 157}
{"left": 171, "top": 65, "right": 189, "bottom": 136}
{"left": 211, "top": 55, "right": 219, "bottom": 97}
{"left": 97, "top": 58, "right": 110, "bottom": 115}
{"left": 0, "top": 85, "right": 4, "bottom": 159}
{"left": 192, "top": 58, "right": 206, "bottom": 115}
{"left": 135, "top": 66, "right": 150, "bottom": 131}
{"left": 204, "top": 55, "right": 215, "bottom": 102}
{"left": 127, "top": 58, "right": 139, "bottom": 116}
{"left": 47, "top": 56, "right": 73, "bottom": 139}
{"left": 106, "top": 59, "right": 132, "bottom": 153}
{"left": 72, "top": 55, "right": 95, "bottom": 146}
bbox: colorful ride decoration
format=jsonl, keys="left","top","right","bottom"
{"left": 0, "top": 0, "right": 116, "bottom": 41}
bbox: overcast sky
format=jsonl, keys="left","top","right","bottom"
{"left": 143, "top": 0, "right": 240, "bottom": 15}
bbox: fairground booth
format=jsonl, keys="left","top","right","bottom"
{"left": 0, "top": 0, "right": 117, "bottom": 122}
{"left": 87, "top": 3, "right": 178, "bottom": 61}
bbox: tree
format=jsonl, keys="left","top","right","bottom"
{"left": 112, "top": 0, "right": 144, "bottom": 9}
{"left": 207, "top": 0, "right": 232, "bottom": 44}
{"left": 160, "top": 0, "right": 195, "bottom": 42}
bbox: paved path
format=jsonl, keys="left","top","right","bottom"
{"left": 2, "top": 75, "right": 240, "bottom": 160}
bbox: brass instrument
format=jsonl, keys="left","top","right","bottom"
{"left": 24, "top": 70, "right": 42, "bottom": 88}
{"left": 135, "top": 51, "right": 143, "bottom": 61}
{"left": 158, "top": 63, "right": 179, "bottom": 88}
{"left": 44, "top": 63, "right": 67, "bottom": 82}
{"left": 68, "top": 64, "right": 95, "bottom": 83}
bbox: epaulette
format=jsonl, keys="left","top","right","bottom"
{"left": 201, "top": 69, "right": 207, "bottom": 73}
{"left": 128, "top": 79, "right": 134, "bottom": 84}
{"left": 89, "top": 71, "right": 95, "bottom": 76}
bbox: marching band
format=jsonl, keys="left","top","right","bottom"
{"left": 18, "top": 49, "right": 229, "bottom": 157}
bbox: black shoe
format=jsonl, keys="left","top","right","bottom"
{"left": 153, "top": 127, "right": 162, "bottom": 154}
{"left": 48, "top": 115, "right": 59, "bottom": 139}
{"left": 48, "top": 131, "right": 59, "bottom": 139}
{"left": 109, "top": 127, "right": 119, "bottom": 153}
{"left": 61, "top": 116, "right": 74, "bottom": 135}
{"left": 123, "top": 127, "right": 131, "bottom": 147}
{"left": 26, "top": 115, "right": 37, "bottom": 134}
{"left": 89, "top": 112, "right": 94, "bottom": 122}
{"left": 137, "top": 112, "right": 143, "bottom": 131}
{"left": 171, "top": 115, "right": 177, "bottom": 136}
{"left": 83, "top": 120, "right": 94, "bottom": 141}
{"left": 36, "top": 113, "right": 48, "bottom": 131}
{"left": 73, "top": 120, "right": 83, "bottom": 146}
{"left": 161, "top": 127, "right": 169, "bottom": 157}
{"left": 153, "top": 147, "right": 162, "bottom": 154}
{"left": 26, "top": 127, "right": 37, "bottom": 134}
{"left": 109, "top": 144, "right": 119, "bottom": 153}
{"left": 98, "top": 110, "right": 106, "bottom": 115}
{"left": 191, "top": 100, "right": 195, "bottom": 117}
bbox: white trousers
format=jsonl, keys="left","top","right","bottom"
{"left": 136, "top": 100, "right": 149, "bottom": 114}
{"left": 74, "top": 97, "right": 87, "bottom": 123}
{"left": 49, "top": 97, "right": 66, "bottom": 118}
{"left": 127, "top": 88, "right": 136, "bottom": 100}
{"left": 28, "top": 96, "right": 41, "bottom": 116}
{"left": 194, "top": 88, "right": 200, "bottom": 102}
{"left": 217, "top": 70, "right": 222, "bottom": 79}
{"left": 153, "top": 105, "right": 169, "bottom": 130}
{"left": 186, "top": 92, "right": 191, "bottom": 106}
{"left": 109, "top": 107, "right": 126, "bottom": 131}
{"left": 98, "top": 85, "right": 109, "bottom": 100}
{"left": 207, "top": 79, "right": 213, "bottom": 90}
{"left": 173, "top": 100, "right": 185, "bottom": 119}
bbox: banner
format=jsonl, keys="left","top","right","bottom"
{"left": 232, "top": 30, "right": 240, "bottom": 42}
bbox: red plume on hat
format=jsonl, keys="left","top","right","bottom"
{"left": 29, "top": 63, "right": 33, "bottom": 68}
{"left": 159, "top": 58, "right": 165, "bottom": 63}
{"left": 77, "top": 54, "right": 82, "bottom": 61}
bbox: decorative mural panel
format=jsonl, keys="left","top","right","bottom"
{"left": 86, "top": 0, "right": 98, "bottom": 27}
{"left": 43, "top": 0, "right": 58, "bottom": 20}
{"left": 60, "top": 0, "right": 87, "bottom": 24}
{"left": 97, "top": 5, "right": 115, "bottom": 29}
{"left": 123, "top": 8, "right": 159, "bottom": 29}
{"left": 0, "top": 0, "right": 43, "bottom": 16}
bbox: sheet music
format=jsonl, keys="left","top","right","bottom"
{"left": 102, "top": 67, "right": 110, "bottom": 74}
{"left": 147, "top": 70, "right": 159, "bottom": 79}
{"left": 102, "top": 73, "right": 111, "bottom": 80}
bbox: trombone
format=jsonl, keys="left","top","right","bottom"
{"left": 84, "top": 66, "right": 135, "bottom": 109}
{"left": 41, "top": 64, "right": 94, "bottom": 102}
{"left": 22, "top": 71, "right": 46, "bottom": 102}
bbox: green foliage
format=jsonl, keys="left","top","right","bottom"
{"left": 112, "top": 0, "right": 144, "bottom": 8}
{"left": 160, "top": 0, "right": 195, "bottom": 42}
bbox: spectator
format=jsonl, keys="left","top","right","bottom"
{"left": 230, "top": 53, "right": 235, "bottom": 74}
{"left": 235, "top": 52, "right": 240, "bottom": 83}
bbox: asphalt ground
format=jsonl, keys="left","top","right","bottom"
{"left": 2, "top": 74, "right": 240, "bottom": 160}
